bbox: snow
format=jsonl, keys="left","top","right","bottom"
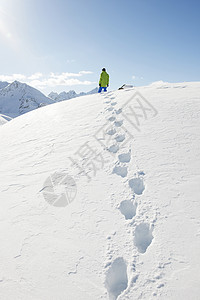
{"left": 0, "top": 81, "right": 54, "bottom": 118}
{"left": 0, "top": 117, "right": 7, "bottom": 125}
{"left": 0, "top": 81, "right": 200, "bottom": 299}
{"left": 0, "top": 114, "right": 12, "bottom": 126}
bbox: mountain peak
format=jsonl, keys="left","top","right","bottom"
{"left": 0, "top": 80, "right": 54, "bottom": 118}
{"left": 6, "top": 80, "right": 28, "bottom": 91}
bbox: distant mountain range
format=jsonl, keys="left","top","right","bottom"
{"left": 48, "top": 87, "right": 98, "bottom": 102}
{"left": 0, "top": 81, "right": 98, "bottom": 119}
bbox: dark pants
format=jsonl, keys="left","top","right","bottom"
{"left": 98, "top": 86, "right": 107, "bottom": 93}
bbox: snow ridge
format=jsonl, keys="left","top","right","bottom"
{"left": 0, "top": 82, "right": 200, "bottom": 299}
{"left": 101, "top": 91, "right": 154, "bottom": 299}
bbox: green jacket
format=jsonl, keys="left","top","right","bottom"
{"left": 99, "top": 71, "right": 109, "bottom": 87}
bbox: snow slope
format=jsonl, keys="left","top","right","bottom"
{"left": 48, "top": 87, "right": 98, "bottom": 102}
{"left": 0, "top": 81, "right": 54, "bottom": 118}
{"left": 0, "top": 117, "right": 7, "bottom": 126}
{"left": 0, "top": 114, "right": 12, "bottom": 126}
{"left": 0, "top": 82, "right": 200, "bottom": 300}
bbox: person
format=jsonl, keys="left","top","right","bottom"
{"left": 98, "top": 68, "right": 109, "bottom": 93}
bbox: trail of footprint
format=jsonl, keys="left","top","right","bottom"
{"left": 113, "top": 165, "right": 127, "bottom": 178}
{"left": 105, "top": 257, "right": 128, "bottom": 300}
{"left": 119, "top": 200, "right": 137, "bottom": 220}
{"left": 103, "top": 90, "right": 153, "bottom": 279}
{"left": 134, "top": 223, "right": 153, "bottom": 253}
{"left": 129, "top": 175, "right": 145, "bottom": 195}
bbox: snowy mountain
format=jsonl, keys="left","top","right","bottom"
{"left": 0, "top": 82, "right": 200, "bottom": 300}
{"left": 84, "top": 87, "right": 98, "bottom": 95}
{"left": 0, "top": 81, "right": 54, "bottom": 118}
{"left": 0, "top": 81, "right": 9, "bottom": 90}
{"left": 49, "top": 90, "right": 77, "bottom": 101}
{"left": 49, "top": 87, "right": 98, "bottom": 102}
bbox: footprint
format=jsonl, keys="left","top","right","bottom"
{"left": 105, "top": 100, "right": 111, "bottom": 103}
{"left": 119, "top": 200, "right": 137, "bottom": 220}
{"left": 113, "top": 166, "right": 127, "bottom": 178}
{"left": 111, "top": 102, "right": 117, "bottom": 106}
{"left": 115, "top": 134, "right": 125, "bottom": 143}
{"left": 110, "top": 97, "right": 115, "bottom": 100}
{"left": 107, "top": 107, "right": 114, "bottom": 111}
{"left": 134, "top": 223, "right": 153, "bottom": 253}
{"left": 108, "top": 144, "right": 119, "bottom": 153}
{"left": 108, "top": 116, "right": 116, "bottom": 122}
{"left": 116, "top": 108, "right": 122, "bottom": 115}
{"left": 114, "top": 120, "right": 123, "bottom": 127}
{"left": 107, "top": 128, "right": 116, "bottom": 135}
{"left": 105, "top": 257, "right": 128, "bottom": 300}
{"left": 129, "top": 177, "right": 145, "bottom": 195}
{"left": 118, "top": 152, "right": 131, "bottom": 163}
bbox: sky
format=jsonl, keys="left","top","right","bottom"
{"left": 0, "top": 0, "right": 199, "bottom": 95}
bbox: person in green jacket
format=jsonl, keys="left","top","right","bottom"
{"left": 98, "top": 68, "right": 109, "bottom": 93}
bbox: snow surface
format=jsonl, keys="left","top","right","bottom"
{"left": 0, "top": 82, "right": 200, "bottom": 299}
{"left": 0, "top": 81, "right": 54, "bottom": 118}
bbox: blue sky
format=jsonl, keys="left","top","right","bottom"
{"left": 0, "top": 0, "right": 199, "bottom": 94}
